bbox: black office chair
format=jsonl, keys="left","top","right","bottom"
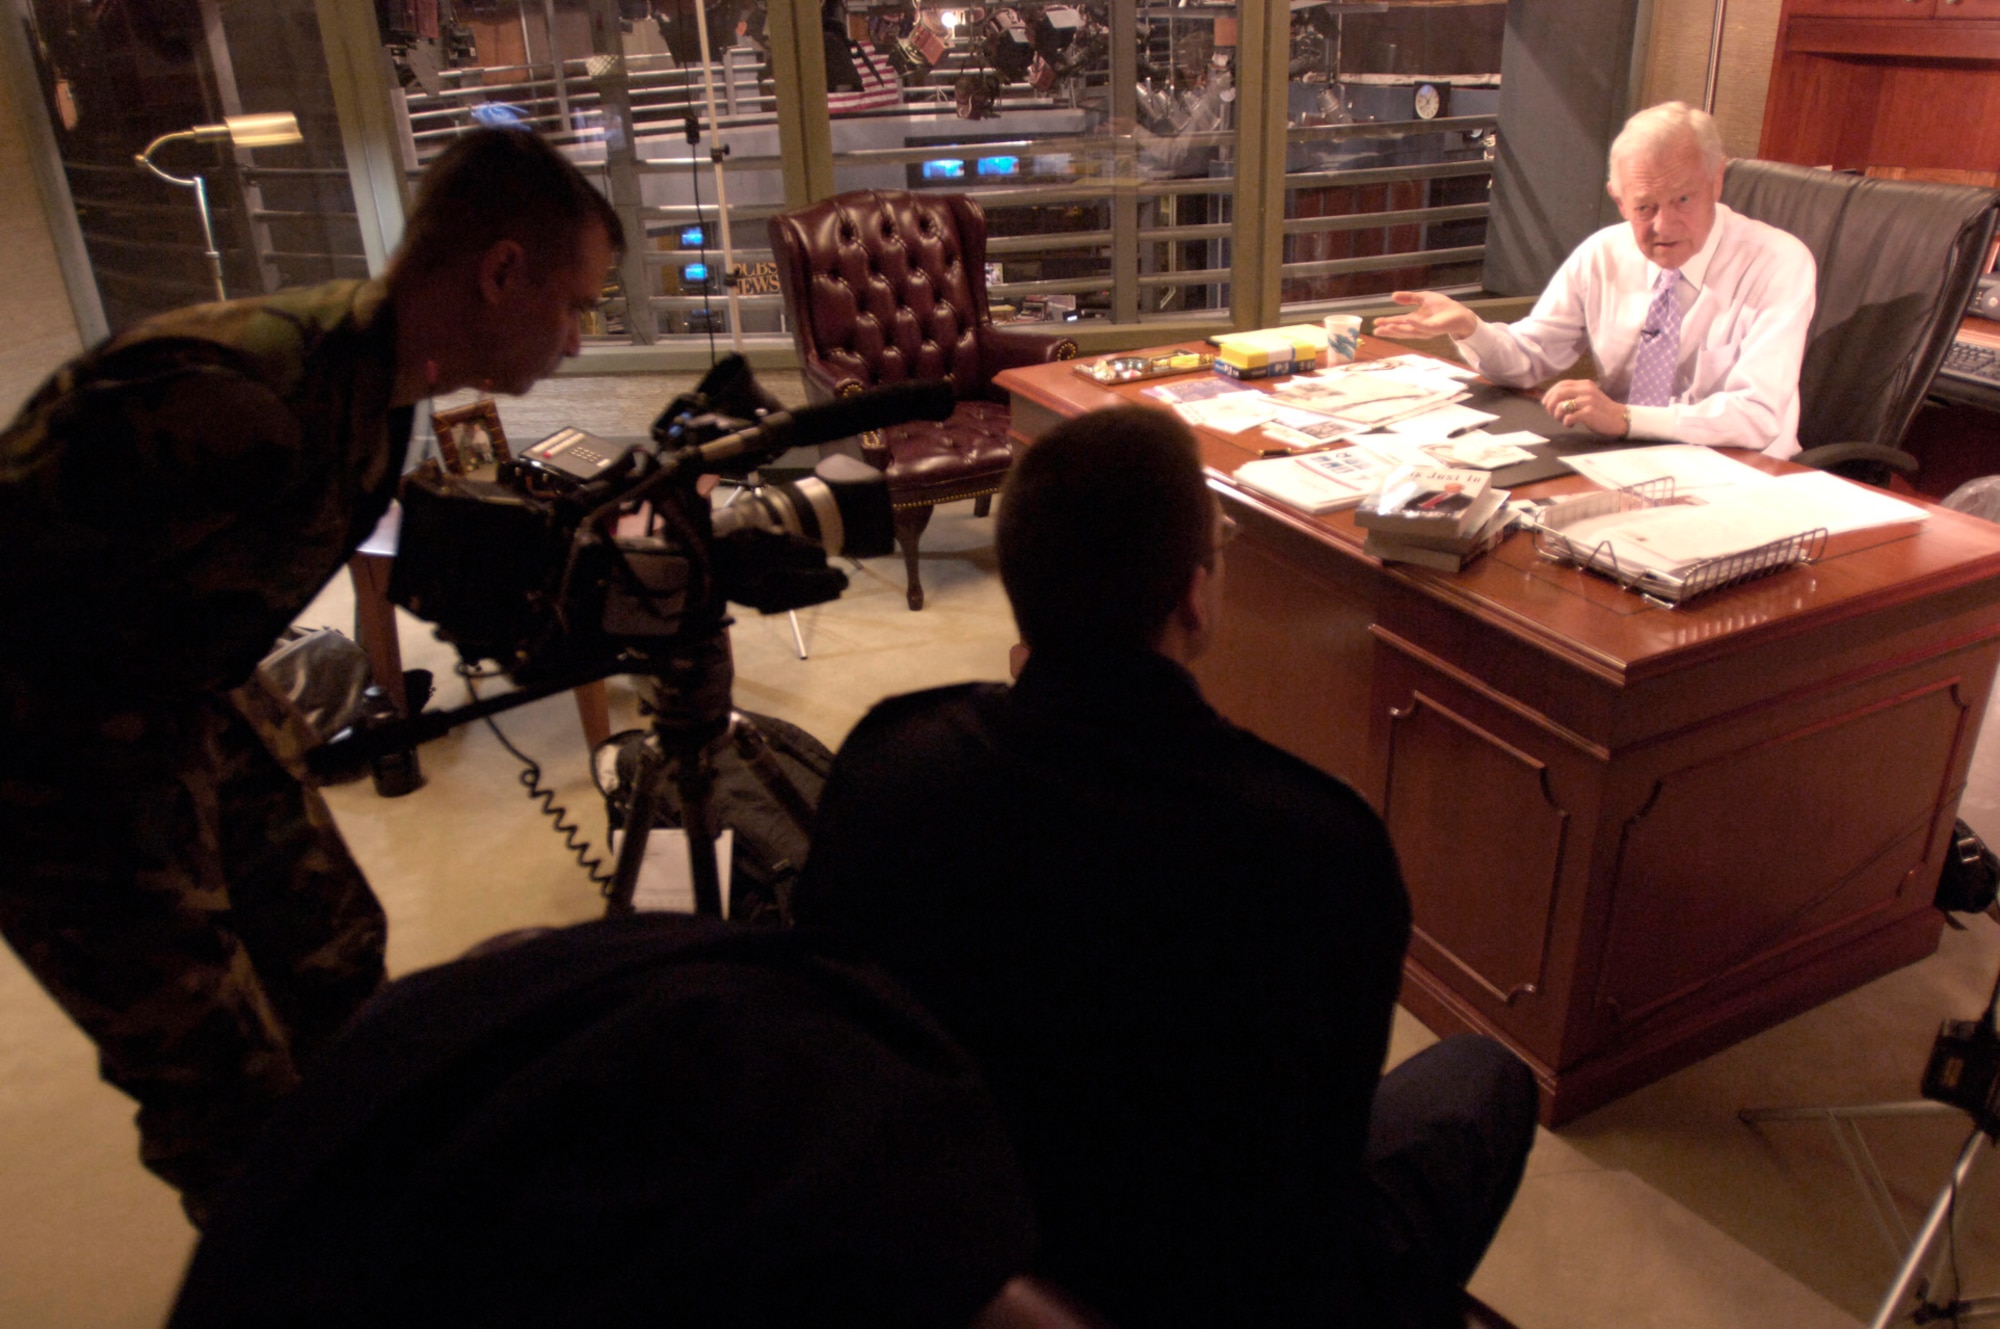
{"left": 1720, "top": 160, "right": 2000, "bottom": 485}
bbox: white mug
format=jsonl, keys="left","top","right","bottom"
{"left": 1324, "top": 314, "right": 1363, "bottom": 365}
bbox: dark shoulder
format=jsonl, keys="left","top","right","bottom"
{"left": 1211, "top": 720, "right": 1396, "bottom": 857}
{"left": 840, "top": 682, "right": 1009, "bottom": 753}
{"left": 110, "top": 279, "right": 374, "bottom": 397}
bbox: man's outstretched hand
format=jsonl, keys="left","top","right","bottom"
{"left": 1373, "top": 290, "right": 1479, "bottom": 342}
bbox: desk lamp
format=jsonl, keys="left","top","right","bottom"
{"left": 134, "top": 111, "right": 303, "bottom": 303}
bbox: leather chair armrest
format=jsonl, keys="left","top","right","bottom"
{"left": 1794, "top": 440, "right": 1920, "bottom": 486}
{"left": 979, "top": 323, "right": 1079, "bottom": 374}
{"left": 797, "top": 356, "right": 859, "bottom": 405}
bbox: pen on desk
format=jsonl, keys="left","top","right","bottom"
{"left": 1445, "top": 423, "right": 1482, "bottom": 438}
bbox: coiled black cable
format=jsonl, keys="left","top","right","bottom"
{"left": 460, "top": 667, "right": 611, "bottom": 890}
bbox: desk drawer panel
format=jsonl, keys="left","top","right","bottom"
{"left": 1587, "top": 676, "right": 1970, "bottom": 1039}
{"left": 1374, "top": 650, "right": 1607, "bottom": 1061}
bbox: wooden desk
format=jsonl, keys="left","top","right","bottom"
{"left": 998, "top": 341, "right": 2000, "bottom": 1125}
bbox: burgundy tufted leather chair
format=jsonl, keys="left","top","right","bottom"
{"left": 768, "top": 190, "right": 1076, "bottom": 610}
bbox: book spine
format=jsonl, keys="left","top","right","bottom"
{"left": 1215, "top": 357, "right": 1312, "bottom": 381}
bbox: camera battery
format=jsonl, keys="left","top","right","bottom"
{"left": 1922, "top": 1017, "right": 2000, "bottom": 1136}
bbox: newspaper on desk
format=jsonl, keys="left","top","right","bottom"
{"left": 1245, "top": 355, "right": 1479, "bottom": 450}
{"left": 1531, "top": 446, "right": 1929, "bottom": 603}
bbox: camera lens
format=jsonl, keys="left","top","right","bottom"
{"left": 711, "top": 454, "right": 894, "bottom": 558}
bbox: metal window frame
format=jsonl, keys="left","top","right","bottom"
{"left": 10, "top": 0, "right": 1503, "bottom": 371}
{"left": 2, "top": 0, "right": 108, "bottom": 346}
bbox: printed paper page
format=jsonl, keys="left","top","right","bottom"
{"left": 1565, "top": 445, "right": 1777, "bottom": 495}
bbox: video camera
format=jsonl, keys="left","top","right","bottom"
{"left": 387, "top": 357, "right": 954, "bottom": 686}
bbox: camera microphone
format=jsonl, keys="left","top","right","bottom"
{"left": 696, "top": 379, "right": 957, "bottom": 465}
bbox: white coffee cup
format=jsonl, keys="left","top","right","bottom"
{"left": 1324, "top": 314, "right": 1364, "bottom": 365}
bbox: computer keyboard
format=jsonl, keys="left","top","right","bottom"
{"left": 1943, "top": 338, "right": 2000, "bottom": 385}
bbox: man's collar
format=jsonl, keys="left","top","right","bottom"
{"left": 1011, "top": 644, "right": 1208, "bottom": 713}
{"left": 1652, "top": 202, "right": 1732, "bottom": 294}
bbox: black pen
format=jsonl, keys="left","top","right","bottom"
{"left": 1445, "top": 423, "right": 1483, "bottom": 438}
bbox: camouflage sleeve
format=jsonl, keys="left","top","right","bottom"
{"left": 0, "top": 343, "right": 311, "bottom": 703}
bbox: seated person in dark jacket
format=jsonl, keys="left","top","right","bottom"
{"left": 167, "top": 914, "right": 1053, "bottom": 1329}
{"left": 794, "top": 405, "right": 1538, "bottom": 1328}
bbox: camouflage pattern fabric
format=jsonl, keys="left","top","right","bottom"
{"left": 0, "top": 280, "right": 407, "bottom": 1225}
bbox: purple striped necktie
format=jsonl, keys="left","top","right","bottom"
{"left": 1628, "top": 268, "right": 1684, "bottom": 408}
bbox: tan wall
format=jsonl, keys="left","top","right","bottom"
{"left": 0, "top": 71, "right": 83, "bottom": 420}
{"left": 1639, "top": 0, "right": 1785, "bottom": 160}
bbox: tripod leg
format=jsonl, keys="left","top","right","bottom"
{"left": 605, "top": 739, "right": 669, "bottom": 917}
{"left": 669, "top": 754, "right": 726, "bottom": 918}
{"left": 1868, "top": 1124, "right": 1990, "bottom": 1329}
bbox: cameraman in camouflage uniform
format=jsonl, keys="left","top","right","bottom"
{"left": 0, "top": 129, "right": 620, "bottom": 1226}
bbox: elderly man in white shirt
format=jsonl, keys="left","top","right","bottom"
{"left": 1374, "top": 100, "right": 1816, "bottom": 459}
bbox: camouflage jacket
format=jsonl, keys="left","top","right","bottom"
{"left": 0, "top": 279, "right": 409, "bottom": 724}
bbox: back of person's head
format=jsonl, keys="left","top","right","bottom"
{"left": 998, "top": 405, "right": 1211, "bottom": 654}
{"left": 1609, "top": 100, "right": 1724, "bottom": 180}
{"left": 394, "top": 128, "right": 625, "bottom": 278}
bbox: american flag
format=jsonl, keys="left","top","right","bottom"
{"left": 828, "top": 43, "right": 905, "bottom": 116}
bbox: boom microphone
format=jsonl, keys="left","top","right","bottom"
{"left": 695, "top": 379, "right": 957, "bottom": 464}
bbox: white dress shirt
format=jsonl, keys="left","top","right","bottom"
{"left": 1454, "top": 203, "right": 1817, "bottom": 458}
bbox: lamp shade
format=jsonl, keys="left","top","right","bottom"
{"left": 222, "top": 112, "right": 302, "bottom": 148}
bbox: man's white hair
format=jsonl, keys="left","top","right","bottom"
{"left": 1608, "top": 101, "right": 1724, "bottom": 184}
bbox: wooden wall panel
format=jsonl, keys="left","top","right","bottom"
{"left": 1760, "top": 3, "right": 2000, "bottom": 170}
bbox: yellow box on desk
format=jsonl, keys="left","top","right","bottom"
{"left": 1214, "top": 325, "right": 1324, "bottom": 379}
{"left": 1216, "top": 326, "right": 1323, "bottom": 366}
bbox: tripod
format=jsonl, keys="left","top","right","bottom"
{"left": 1869, "top": 1114, "right": 1996, "bottom": 1327}
{"left": 1743, "top": 949, "right": 2000, "bottom": 1326}
{"left": 1740, "top": 1099, "right": 1996, "bottom": 1326}
{"left": 599, "top": 627, "right": 818, "bottom": 919}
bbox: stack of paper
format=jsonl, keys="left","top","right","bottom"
{"left": 1537, "top": 462, "right": 1928, "bottom": 600}
{"left": 1261, "top": 355, "right": 1473, "bottom": 436}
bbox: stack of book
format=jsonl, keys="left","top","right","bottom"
{"left": 1354, "top": 465, "right": 1514, "bottom": 571}
{"left": 1213, "top": 326, "right": 1324, "bottom": 380}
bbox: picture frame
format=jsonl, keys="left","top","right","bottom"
{"left": 433, "top": 399, "right": 509, "bottom": 476}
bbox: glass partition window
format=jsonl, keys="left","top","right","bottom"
{"left": 14, "top": 0, "right": 1514, "bottom": 354}
{"left": 1278, "top": 1, "right": 1502, "bottom": 318}
{"left": 18, "top": 0, "right": 365, "bottom": 332}
{"left": 829, "top": 0, "right": 1242, "bottom": 329}
{"left": 384, "top": 0, "right": 789, "bottom": 346}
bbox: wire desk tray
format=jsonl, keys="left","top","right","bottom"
{"left": 1528, "top": 478, "right": 1828, "bottom": 608}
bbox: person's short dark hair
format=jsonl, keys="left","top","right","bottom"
{"left": 998, "top": 404, "right": 1213, "bottom": 653}
{"left": 396, "top": 128, "right": 625, "bottom": 277}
